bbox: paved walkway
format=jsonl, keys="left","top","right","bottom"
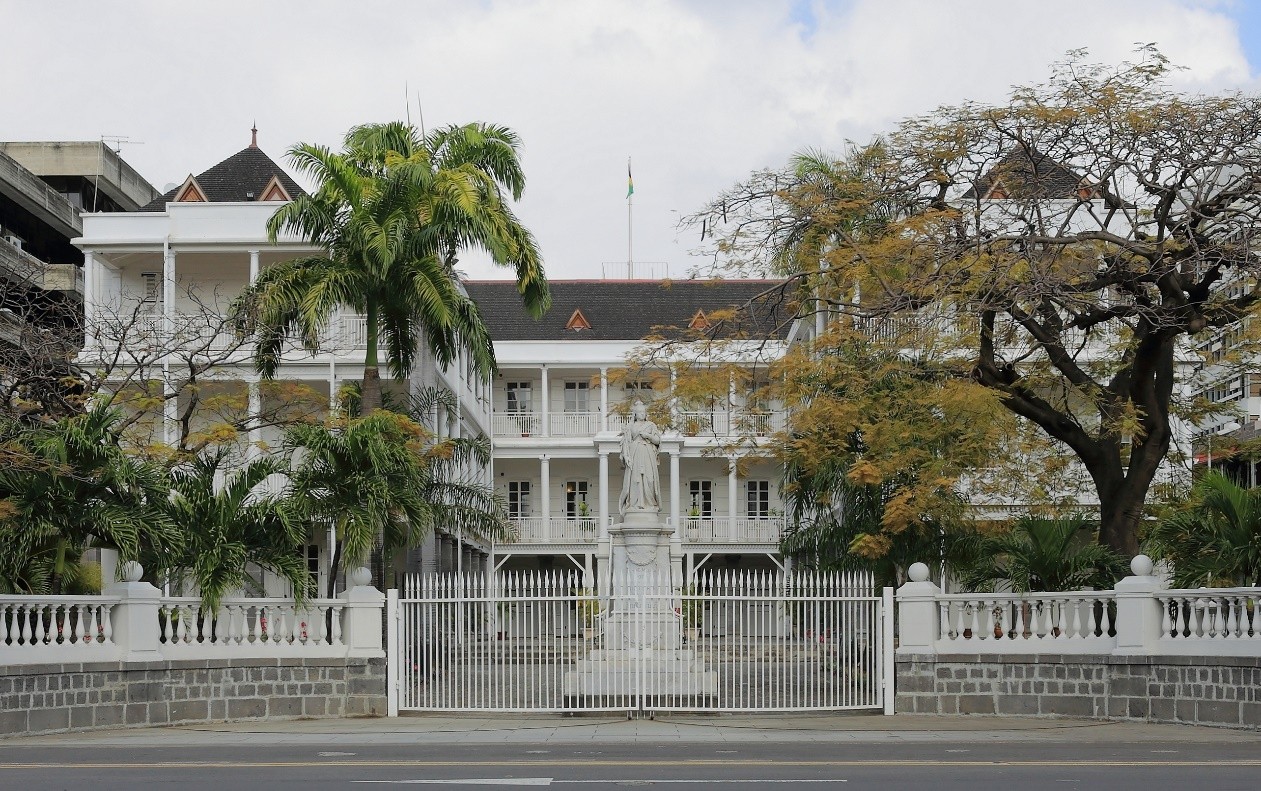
{"left": 7, "top": 713, "right": 1260, "bottom": 747}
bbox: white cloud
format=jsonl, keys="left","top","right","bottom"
{"left": 2, "top": 0, "right": 1254, "bottom": 279}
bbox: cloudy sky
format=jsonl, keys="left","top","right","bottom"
{"left": 5, "top": 0, "right": 1259, "bottom": 280}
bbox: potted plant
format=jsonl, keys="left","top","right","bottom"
{"left": 686, "top": 506, "right": 702, "bottom": 540}
{"left": 679, "top": 584, "right": 703, "bottom": 642}
{"left": 577, "top": 589, "right": 601, "bottom": 639}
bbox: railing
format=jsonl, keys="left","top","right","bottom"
{"left": 492, "top": 412, "right": 541, "bottom": 437}
{"left": 682, "top": 517, "right": 784, "bottom": 544}
{"left": 549, "top": 411, "right": 602, "bottom": 436}
{"left": 934, "top": 592, "right": 1116, "bottom": 654}
{"left": 0, "top": 150, "right": 81, "bottom": 233}
{"left": 0, "top": 595, "right": 119, "bottom": 664}
{"left": 158, "top": 597, "right": 348, "bottom": 658}
{"left": 897, "top": 556, "right": 1261, "bottom": 659}
{"left": 0, "top": 564, "right": 384, "bottom": 667}
{"left": 1156, "top": 588, "right": 1261, "bottom": 648}
{"left": 507, "top": 517, "right": 603, "bottom": 543}
{"left": 491, "top": 409, "right": 786, "bottom": 438}
{"left": 110, "top": 311, "right": 373, "bottom": 354}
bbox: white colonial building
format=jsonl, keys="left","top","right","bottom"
{"left": 73, "top": 130, "right": 496, "bottom": 594}
{"left": 465, "top": 279, "right": 795, "bottom": 588}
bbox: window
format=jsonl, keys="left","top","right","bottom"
{"left": 507, "top": 481, "right": 532, "bottom": 518}
{"left": 564, "top": 382, "right": 589, "bottom": 412}
{"left": 298, "top": 544, "right": 319, "bottom": 596}
{"left": 141, "top": 272, "right": 163, "bottom": 314}
{"left": 565, "top": 481, "right": 589, "bottom": 518}
{"left": 747, "top": 480, "right": 770, "bottom": 518}
{"left": 624, "top": 380, "right": 653, "bottom": 393}
{"left": 506, "top": 382, "right": 533, "bottom": 413}
{"left": 688, "top": 480, "right": 712, "bottom": 518}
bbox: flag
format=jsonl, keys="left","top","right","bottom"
{"left": 627, "top": 159, "right": 634, "bottom": 199}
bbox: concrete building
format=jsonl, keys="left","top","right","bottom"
{"left": 0, "top": 142, "right": 157, "bottom": 408}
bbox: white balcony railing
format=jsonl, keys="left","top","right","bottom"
{"left": 680, "top": 517, "right": 784, "bottom": 544}
{"left": 490, "top": 409, "right": 786, "bottom": 438}
{"left": 100, "top": 311, "right": 374, "bottom": 355}
{"left": 507, "top": 517, "right": 603, "bottom": 543}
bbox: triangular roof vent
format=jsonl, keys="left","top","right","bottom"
{"left": 174, "top": 174, "right": 208, "bottom": 203}
{"left": 565, "top": 308, "right": 592, "bottom": 331}
{"left": 689, "top": 309, "right": 712, "bottom": 330}
{"left": 258, "top": 174, "right": 291, "bottom": 202}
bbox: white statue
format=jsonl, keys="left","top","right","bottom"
{"left": 619, "top": 399, "right": 662, "bottom": 514}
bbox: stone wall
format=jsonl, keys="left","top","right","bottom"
{"left": 897, "top": 653, "right": 1261, "bottom": 729}
{"left": 0, "top": 657, "right": 386, "bottom": 738}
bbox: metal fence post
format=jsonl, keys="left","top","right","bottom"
{"left": 386, "top": 588, "right": 399, "bottom": 717}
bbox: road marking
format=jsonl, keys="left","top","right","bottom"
{"left": 353, "top": 781, "right": 849, "bottom": 786}
{"left": 0, "top": 759, "right": 1259, "bottom": 770}
{"left": 354, "top": 781, "right": 553, "bottom": 786}
{"left": 319, "top": 752, "right": 357, "bottom": 757}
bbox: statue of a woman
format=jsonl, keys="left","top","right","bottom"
{"left": 619, "top": 399, "right": 662, "bottom": 514}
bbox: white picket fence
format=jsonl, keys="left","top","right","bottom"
{"left": 388, "top": 570, "right": 893, "bottom": 714}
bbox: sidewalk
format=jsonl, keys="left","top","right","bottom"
{"left": 7, "top": 713, "right": 1261, "bottom": 747}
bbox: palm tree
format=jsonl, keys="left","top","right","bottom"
{"left": 146, "top": 452, "right": 310, "bottom": 610}
{"left": 959, "top": 515, "right": 1126, "bottom": 593}
{"left": 1147, "top": 471, "right": 1261, "bottom": 588}
{"left": 285, "top": 411, "right": 509, "bottom": 596}
{"left": 0, "top": 406, "right": 177, "bottom": 594}
{"left": 235, "top": 121, "right": 548, "bottom": 414}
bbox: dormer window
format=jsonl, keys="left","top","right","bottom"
{"left": 565, "top": 308, "right": 592, "bottom": 331}
{"left": 258, "top": 174, "right": 291, "bottom": 202}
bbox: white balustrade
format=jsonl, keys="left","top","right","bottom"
{"left": 507, "top": 517, "right": 602, "bottom": 543}
{"left": 549, "top": 411, "right": 602, "bottom": 436}
{"left": 1155, "top": 588, "right": 1261, "bottom": 656}
{"left": 492, "top": 412, "right": 541, "bottom": 437}
{"left": 682, "top": 517, "right": 784, "bottom": 544}
{"left": 0, "top": 596, "right": 120, "bottom": 663}
{"left": 933, "top": 592, "right": 1117, "bottom": 653}
{"left": 157, "top": 596, "right": 347, "bottom": 658}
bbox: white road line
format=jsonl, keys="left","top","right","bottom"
{"left": 353, "top": 780, "right": 849, "bottom": 786}
{"left": 353, "top": 781, "right": 553, "bottom": 786}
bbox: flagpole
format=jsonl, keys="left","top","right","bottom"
{"left": 627, "top": 157, "right": 634, "bottom": 279}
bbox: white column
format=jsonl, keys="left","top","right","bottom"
{"left": 727, "top": 457, "right": 739, "bottom": 539}
{"left": 1113, "top": 555, "right": 1164, "bottom": 655}
{"left": 540, "top": 365, "right": 550, "bottom": 437}
{"left": 248, "top": 249, "right": 260, "bottom": 283}
{"left": 670, "top": 448, "right": 681, "bottom": 540}
{"left": 540, "top": 455, "right": 551, "bottom": 539}
{"left": 162, "top": 245, "right": 175, "bottom": 332}
{"left": 82, "top": 251, "right": 96, "bottom": 339}
{"left": 163, "top": 365, "right": 176, "bottom": 447}
{"left": 329, "top": 359, "right": 337, "bottom": 415}
{"left": 247, "top": 378, "right": 262, "bottom": 459}
{"left": 895, "top": 563, "right": 940, "bottom": 655}
{"left": 598, "top": 450, "right": 610, "bottom": 539}
{"left": 600, "top": 367, "right": 609, "bottom": 431}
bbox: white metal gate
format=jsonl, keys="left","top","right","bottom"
{"left": 387, "top": 570, "right": 893, "bottom": 715}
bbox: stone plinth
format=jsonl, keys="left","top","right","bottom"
{"left": 565, "top": 510, "right": 717, "bottom": 704}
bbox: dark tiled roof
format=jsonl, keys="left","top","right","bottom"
{"left": 963, "top": 149, "right": 1089, "bottom": 200}
{"left": 140, "top": 145, "right": 305, "bottom": 211}
{"left": 465, "top": 279, "right": 794, "bottom": 342}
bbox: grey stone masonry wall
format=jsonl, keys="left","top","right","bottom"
{"left": 897, "top": 653, "right": 1261, "bottom": 729}
{"left": 0, "top": 657, "right": 386, "bottom": 738}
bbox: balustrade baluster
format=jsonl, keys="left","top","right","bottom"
{"left": 0, "top": 604, "right": 9, "bottom": 646}
{"left": 101, "top": 604, "right": 113, "bottom": 645}
{"left": 1226, "top": 597, "right": 1240, "bottom": 639}
{"left": 33, "top": 604, "right": 48, "bottom": 645}
{"left": 83, "top": 604, "right": 98, "bottom": 646}
{"left": 331, "top": 605, "right": 343, "bottom": 645}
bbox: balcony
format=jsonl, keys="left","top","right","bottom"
{"left": 682, "top": 517, "right": 784, "bottom": 544}
{"left": 500, "top": 516, "right": 784, "bottom": 546}
{"left": 92, "top": 311, "right": 373, "bottom": 355}
{"left": 490, "top": 409, "right": 786, "bottom": 439}
{"left": 507, "top": 517, "right": 602, "bottom": 543}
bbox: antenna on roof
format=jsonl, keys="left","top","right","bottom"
{"left": 100, "top": 135, "right": 143, "bottom": 155}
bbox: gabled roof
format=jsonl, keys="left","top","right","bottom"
{"left": 141, "top": 135, "right": 305, "bottom": 211}
{"left": 464, "top": 279, "right": 792, "bottom": 342}
{"left": 964, "top": 149, "right": 1094, "bottom": 201}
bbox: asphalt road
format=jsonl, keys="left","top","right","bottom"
{"left": 2, "top": 737, "right": 1259, "bottom": 790}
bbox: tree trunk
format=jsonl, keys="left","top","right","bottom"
{"left": 1098, "top": 485, "right": 1144, "bottom": 558}
{"left": 361, "top": 299, "right": 382, "bottom": 414}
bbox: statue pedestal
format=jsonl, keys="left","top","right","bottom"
{"left": 564, "top": 511, "right": 717, "bottom": 707}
